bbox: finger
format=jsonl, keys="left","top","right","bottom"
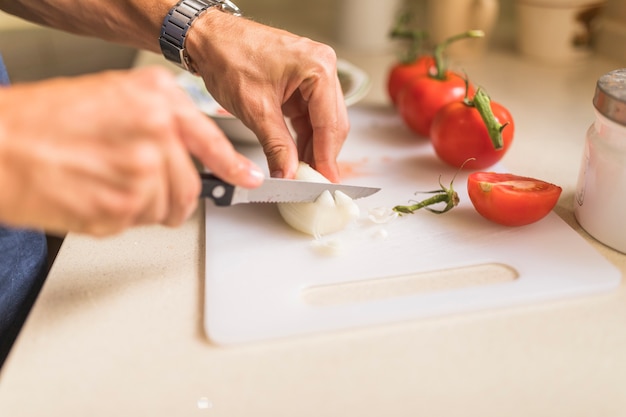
{"left": 175, "top": 104, "right": 265, "bottom": 187}
{"left": 291, "top": 113, "right": 314, "bottom": 164}
{"left": 124, "top": 143, "right": 170, "bottom": 228}
{"left": 162, "top": 140, "right": 201, "bottom": 227}
{"left": 129, "top": 66, "right": 264, "bottom": 188}
{"left": 220, "top": 78, "right": 301, "bottom": 180}
{"left": 312, "top": 74, "right": 349, "bottom": 182}
{"left": 298, "top": 60, "right": 349, "bottom": 183}
{"left": 248, "top": 106, "right": 300, "bottom": 179}
{"left": 282, "top": 90, "right": 311, "bottom": 161}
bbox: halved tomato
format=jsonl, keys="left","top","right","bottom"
{"left": 467, "top": 172, "right": 562, "bottom": 226}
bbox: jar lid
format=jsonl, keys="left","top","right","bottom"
{"left": 594, "top": 68, "right": 626, "bottom": 126}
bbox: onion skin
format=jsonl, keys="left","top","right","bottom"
{"left": 277, "top": 162, "right": 360, "bottom": 236}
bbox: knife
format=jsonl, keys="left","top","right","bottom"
{"left": 200, "top": 172, "right": 380, "bottom": 206}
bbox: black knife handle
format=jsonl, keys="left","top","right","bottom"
{"left": 199, "top": 172, "right": 235, "bottom": 206}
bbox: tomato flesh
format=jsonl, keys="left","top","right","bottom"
{"left": 467, "top": 172, "right": 562, "bottom": 227}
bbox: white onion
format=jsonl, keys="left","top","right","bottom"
{"left": 367, "top": 206, "right": 398, "bottom": 224}
{"left": 277, "top": 162, "right": 360, "bottom": 237}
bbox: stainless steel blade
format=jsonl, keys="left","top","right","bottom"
{"left": 232, "top": 178, "right": 380, "bottom": 204}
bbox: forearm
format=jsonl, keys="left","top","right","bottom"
{"left": 0, "top": 0, "right": 174, "bottom": 52}
{"left": 0, "top": 1, "right": 348, "bottom": 184}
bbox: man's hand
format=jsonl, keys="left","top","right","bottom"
{"left": 186, "top": 11, "right": 350, "bottom": 183}
{"left": 0, "top": 67, "right": 264, "bottom": 236}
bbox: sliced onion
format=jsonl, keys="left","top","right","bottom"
{"left": 367, "top": 207, "right": 398, "bottom": 224}
{"left": 277, "top": 162, "right": 360, "bottom": 237}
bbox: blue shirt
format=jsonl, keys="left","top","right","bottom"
{"left": 0, "top": 54, "right": 48, "bottom": 365}
{"left": 0, "top": 55, "right": 8, "bottom": 84}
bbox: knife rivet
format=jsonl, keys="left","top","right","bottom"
{"left": 212, "top": 185, "right": 226, "bottom": 199}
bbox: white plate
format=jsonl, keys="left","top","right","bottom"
{"left": 176, "top": 59, "right": 371, "bottom": 144}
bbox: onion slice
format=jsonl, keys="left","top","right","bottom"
{"left": 277, "top": 162, "right": 360, "bottom": 236}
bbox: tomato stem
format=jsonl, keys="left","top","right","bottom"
{"left": 389, "top": 11, "right": 416, "bottom": 40}
{"left": 472, "top": 88, "right": 507, "bottom": 150}
{"left": 432, "top": 30, "right": 484, "bottom": 80}
{"left": 389, "top": 12, "right": 428, "bottom": 64}
{"left": 393, "top": 161, "right": 474, "bottom": 215}
{"left": 392, "top": 175, "right": 461, "bottom": 215}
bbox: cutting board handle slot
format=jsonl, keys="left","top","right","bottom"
{"left": 300, "top": 263, "right": 519, "bottom": 307}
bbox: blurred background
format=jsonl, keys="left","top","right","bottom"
{"left": 0, "top": 0, "right": 624, "bottom": 83}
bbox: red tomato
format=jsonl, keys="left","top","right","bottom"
{"left": 387, "top": 56, "right": 435, "bottom": 106}
{"left": 467, "top": 172, "right": 562, "bottom": 227}
{"left": 397, "top": 71, "right": 472, "bottom": 138}
{"left": 431, "top": 98, "right": 514, "bottom": 170}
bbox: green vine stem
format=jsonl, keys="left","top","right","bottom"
{"left": 389, "top": 11, "right": 428, "bottom": 64}
{"left": 432, "top": 30, "right": 484, "bottom": 80}
{"left": 389, "top": 11, "right": 414, "bottom": 39}
{"left": 392, "top": 160, "right": 474, "bottom": 215}
{"left": 471, "top": 88, "right": 508, "bottom": 150}
{"left": 392, "top": 176, "right": 460, "bottom": 215}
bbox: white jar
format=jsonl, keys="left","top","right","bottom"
{"left": 575, "top": 68, "right": 626, "bottom": 254}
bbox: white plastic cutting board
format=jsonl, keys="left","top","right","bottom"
{"left": 204, "top": 106, "right": 621, "bottom": 345}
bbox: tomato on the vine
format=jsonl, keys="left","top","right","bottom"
{"left": 386, "top": 12, "right": 431, "bottom": 106}
{"left": 395, "top": 30, "right": 483, "bottom": 138}
{"left": 387, "top": 56, "right": 435, "bottom": 106}
{"left": 467, "top": 172, "right": 562, "bottom": 227}
{"left": 431, "top": 89, "right": 514, "bottom": 170}
{"left": 398, "top": 71, "right": 471, "bottom": 137}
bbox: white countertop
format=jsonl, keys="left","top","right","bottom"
{"left": 1, "top": 48, "right": 626, "bottom": 416}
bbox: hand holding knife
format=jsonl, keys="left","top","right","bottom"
{"left": 200, "top": 172, "right": 380, "bottom": 206}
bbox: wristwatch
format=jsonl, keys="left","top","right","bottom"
{"left": 159, "top": 0, "right": 242, "bottom": 73}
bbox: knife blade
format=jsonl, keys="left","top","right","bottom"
{"left": 200, "top": 172, "right": 380, "bottom": 206}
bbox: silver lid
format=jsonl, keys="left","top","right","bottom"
{"left": 594, "top": 68, "right": 626, "bottom": 126}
